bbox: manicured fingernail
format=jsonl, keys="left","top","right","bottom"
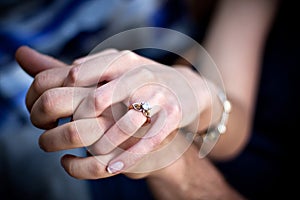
{"left": 107, "top": 161, "right": 124, "bottom": 174}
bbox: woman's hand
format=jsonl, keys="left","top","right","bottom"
{"left": 17, "top": 47, "right": 211, "bottom": 179}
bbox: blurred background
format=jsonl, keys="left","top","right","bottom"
{"left": 1, "top": 0, "right": 298, "bottom": 199}
{"left": 0, "top": 0, "right": 206, "bottom": 199}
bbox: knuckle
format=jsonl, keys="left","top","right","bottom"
{"left": 93, "top": 88, "right": 110, "bottom": 113}
{"left": 168, "top": 104, "right": 182, "bottom": 125}
{"left": 38, "top": 134, "right": 49, "bottom": 152}
{"left": 72, "top": 60, "right": 81, "bottom": 65}
{"left": 65, "top": 160, "right": 77, "bottom": 178}
{"left": 120, "top": 50, "right": 140, "bottom": 64}
{"left": 165, "top": 100, "right": 181, "bottom": 116}
{"left": 152, "top": 91, "right": 165, "bottom": 103}
{"left": 25, "top": 93, "right": 33, "bottom": 111}
{"left": 33, "top": 71, "right": 49, "bottom": 94}
{"left": 39, "top": 89, "right": 56, "bottom": 114}
{"left": 136, "top": 67, "right": 155, "bottom": 82}
{"left": 103, "top": 48, "right": 119, "bottom": 54}
{"left": 72, "top": 58, "right": 85, "bottom": 65}
{"left": 120, "top": 50, "right": 135, "bottom": 58}
{"left": 170, "top": 103, "right": 181, "bottom": 116}
{"left": 67, "top": 66, "right": 80, "bottom": 84}
{"left": 64, "top": 123, "right": 82, "bottom": 146}
{"left": 93, "top": 93, "right": 105, "bottom": 113}
{"left": 88, "top": 159, "right": 104, "bottom": 178}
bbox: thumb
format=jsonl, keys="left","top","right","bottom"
{"left": 15, "top": 46, "right": 67, "bottom": 77}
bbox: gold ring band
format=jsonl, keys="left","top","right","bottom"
{"left": 128, "top": 102, "right": 151, "bottom": 125}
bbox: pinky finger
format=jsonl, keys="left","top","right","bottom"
{"left": 106, "top": 112, "right": 179, "bottom": 174}
{"left": 61, "top": 154, "right": 114, "bottom": 180}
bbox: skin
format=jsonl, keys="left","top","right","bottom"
{"left": 16, "top": 47, "right": 212, "bottom": 175}
{"left": 15, "top": 0, "right": 278, "bottom": 199}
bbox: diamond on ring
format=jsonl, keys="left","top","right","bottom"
{"left": 128, "top": 102, "right": 152, "bottom": 125}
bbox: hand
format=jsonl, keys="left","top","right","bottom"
{"left": 17, "top": 47, "right": 211, "bottom": 179}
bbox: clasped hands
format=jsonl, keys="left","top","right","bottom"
{"left": 16, "top": 46, "right": 210, "bottom": 180}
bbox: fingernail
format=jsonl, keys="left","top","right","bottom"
{"left": 107, "top": 161, "right": 124, "bottom": 174}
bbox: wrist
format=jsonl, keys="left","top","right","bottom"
{"left": 146, "top": 144, "right": 244, "bottom": 200}
{"left": 173, "top": 65, "right": 232, "bottom": 159}
{"left": 146, "top": 145, "right": 192, "bottom": 200}
{"left": 173, "top": 65, "right": 229, "bottom": 132}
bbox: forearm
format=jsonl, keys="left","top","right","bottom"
{"left": 146, "top": 144, "right": 245, "bottom": 200}
{"left": 203, "top": 0, "right": 278, "bottom": 160}
{"left": 174, "top": 0, "right": 278, "bottom": 160}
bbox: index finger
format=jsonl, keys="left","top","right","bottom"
{"left": 15, "top": 46, "right": 67, "bottom": 77}
{"left": 25, "top": 48, "right": 119, "bottom": 111}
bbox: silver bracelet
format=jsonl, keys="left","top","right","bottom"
{"left": 215, "top": 91, "right": 232, "bottom": 134}
{"left": 197, "top": 90, "right": 231, "bottom": 141}
{"left": 196, "top": 90, "right": 231, "bottom": 158}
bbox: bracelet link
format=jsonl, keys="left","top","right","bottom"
{"left": 196, "top": 90, "right": 231, "bottom": 158}
{"left": 216, "top": 91, "right": 231, "bottom": 134}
